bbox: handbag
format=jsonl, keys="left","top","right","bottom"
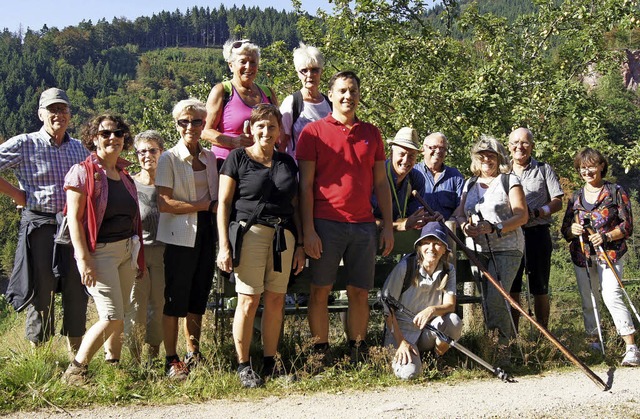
{"left": 228, "top": 159, "right": 276, "bottom": 267}
{"left": 54, "top": 211, "right": 72, "bottom": 246}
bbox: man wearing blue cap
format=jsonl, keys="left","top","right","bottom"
{"left": 2, "top": 88, "right": 89, "bottom": 356}
{"left": 381, "top": 221, "right": 463, "bottom": 379}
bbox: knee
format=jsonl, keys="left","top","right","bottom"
{"left": 346, "top": 286, "right": 369, "bottom": 304}
{"left": 236, "top": 294, "right": 260, "bottom": 315}
{"left": 393, "top": 359, "right": 422, "bottom": 380}
{"left": 310, "top": 286, "right": 332, "bottom": 303}
{"left": 262, "top": 291, "right": 285, "bottom": 311}
{"left": 441, "top": 313, "right": 463, "bottom": 340}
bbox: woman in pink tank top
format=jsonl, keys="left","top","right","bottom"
{"left": 202, "top": 39, "right": 278, "bottom": 165}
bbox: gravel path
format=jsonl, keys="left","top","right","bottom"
{"left": 7, "top": 366, "right": 640, "bottom": 418}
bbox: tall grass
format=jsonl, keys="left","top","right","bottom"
{"left": 0, "top": 274, "right": 638, "bottom": 414}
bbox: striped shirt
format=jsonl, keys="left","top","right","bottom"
{"left": 0, "top": 127, "right": 89, "bottom": 213}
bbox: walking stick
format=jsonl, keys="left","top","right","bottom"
{"left": 583, "top": 218, "right": 640, "bottom": 325}
{"left": 577, "top": 227, "right": 606, "bottom": 356}
{"left": 378, "top": 291, "right": 514, "bottom": 382}
{"left": 412, "top": 190, "right": 610, "bottom": 391}
{"left": 466, "top": 211, "right": 490, "bottom": 331}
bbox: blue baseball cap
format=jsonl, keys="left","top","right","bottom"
{"left": 414, "top": 222, "right": 450, "bottom": 252}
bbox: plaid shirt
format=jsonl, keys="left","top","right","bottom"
{"left": 0, "top": 127, "right": 89, "bottom": 214}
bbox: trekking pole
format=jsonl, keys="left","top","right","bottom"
{"left": 476, "top": 211, "right": 525, "bottom": 362}
{"left": 411, "top": 190, "right": 610, "bottom": 390}
{"left": 378, "top": 291, "right": 514, "bottom": 382}
{"left": 466, "top": 211, "right": 490, "bottom": 331}
{"left": 521, "top": 242, "right": 535, "bottom": 341}
{"left": 576, "top": 214, "right": 606, "bottom": 356}
{"left": 582, "top": 218, "right": 640, "bottom": 325}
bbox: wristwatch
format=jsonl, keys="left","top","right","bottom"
{"left": 494, "top": 222, "right": 503, "bottom": 238}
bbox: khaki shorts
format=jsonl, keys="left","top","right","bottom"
{"left": 86, "top": 238, "right": 137, "bottom": 321}
{"left": 234, "top": 223, "right": 295, "bottom": 295}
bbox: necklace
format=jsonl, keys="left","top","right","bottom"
{"left": 585, "top": 184, "right": 603, "bottom": 193}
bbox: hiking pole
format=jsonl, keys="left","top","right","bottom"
{"left": 576, "top": 217, "right": 606, "bottom": 356}
{"left": 521, "top": 242, "right": 535, "bottom": 341}
{"left": 411, "top": 190, "right": 610, "bottom": 391}
{"left": 466, "top": 211, "right": 490, "bottom": 331}
{"left": 378, "top": 291, "right": 514, "bottom": 382}
{"left": 582, "top": 218, "right": 640, "bottom": 325}
{"left": 476, "top": 210, "right": 525, "bottom": 362}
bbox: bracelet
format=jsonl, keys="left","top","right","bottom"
{"left": 601, "top": 233, "right": 609, "bottom": 244}
{"left": 208, "top": 200, "right": 216, "bottom": 213}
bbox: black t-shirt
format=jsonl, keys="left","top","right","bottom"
{"left": 220, "top": 148, "right": 298, "bottom": 226}
{"left": 97, "top": 178, "right": 137, "bottom": 243}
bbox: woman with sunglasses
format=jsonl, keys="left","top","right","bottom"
{"left": 61, "top": 114, "right": 144, "bottom": 384}
{"left": 156, "top": 99, "right": 219, "bottom": 380}
{"left": 217, "top": 104, "right": 305, "bottom": 388}
{"left": 124, "top": 130, "right": 165, "bottom": 364}
{"left": 561, "top": 147, "right": 639, "bottom": 367}
{"left": 279, "top": 43, "right": 331, "bottom": 158}
{"left": 202, "top": 39, "right": 278, "bottom": 167}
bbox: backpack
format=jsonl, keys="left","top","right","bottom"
{"left": 222, "top": 80, "right": 274, "bottom": 107}
{"left": 291, "top": 90, "right": 332, "bottom": 128}
{"left": 466, "top": 173, "right": 512, "bottom": 196}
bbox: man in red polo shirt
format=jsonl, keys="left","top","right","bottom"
{"left": 297, "top": 70, "right": 394, "bottom": 363}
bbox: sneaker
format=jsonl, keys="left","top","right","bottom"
{"left": 238, "top": 366, "right": 264, "bottom": 388}
{"left": 621, "top": 347, "right": 640, "bottom": 367}
{"left": 184, "top": 351, "right": 205, "bottom": 369}
{"left": 61, "top": 362, "right": 88, "bottom": 386}
{"left": 166, "top": 359, "right": 189, "bottom": 380}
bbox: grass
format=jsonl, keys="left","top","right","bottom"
{"left": 0, "top": 274, "right": 638, "bottom": 415}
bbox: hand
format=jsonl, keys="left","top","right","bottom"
{"left": 76, "top": 257, "right": 97, "bottom": 287}
{"left": 464, "top": 222, "right": 483, "bottom": 238}
{"left": 292, "top": 246, "right": 306, "bottom": 275}
{"left": 413, "top": 307, "right": 436, "bottom": 329}
{"left": 303, "top": 231, "right": 323, "bottom": 259}
{"left": 136, "top": 266, "right": 146, "bottom": 280}
{"left": 588, "top": 231, "right": 605, "bottom": 247}
{"left": 379, "top": 225, "right": 394, "bottom": 256}
{"left": 216, "top": 246, "right": 233, "bottom": 273}
{"left": 394, "top": 340, "right": 418, "bottom": 365}
{"left": 570, "top": 222, "right": 584, "bottom": 237}
{"left": 404, "top": 208, "right": 427, "bottom": 231}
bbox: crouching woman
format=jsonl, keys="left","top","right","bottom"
{"left": 382, "top": 221, "right": 462, "bottom": 380}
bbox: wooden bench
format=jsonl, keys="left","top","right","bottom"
{"left": 210, "top": 223, "right": 482, "bottom": 338}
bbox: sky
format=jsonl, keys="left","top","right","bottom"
{"left": 1, "top": 0, "right": 328, "bottom": 33}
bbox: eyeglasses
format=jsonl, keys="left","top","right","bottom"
{"left": 232, "top": 39, "right": 250, "bottom": 49}
{"left": 299, "top": 67, "right": 321, "bottom": 76}
{"left": 43, "top": 105, "right": 70, "bottom": 114}
{"left": 580, "top": 166, "right": 599, "bottom": 173}
{"left": 97, "top": 129, "right": 124, "bottom": 139}
{"left": 177, "top": 119, "right": 204, "bottom": 128}
{"left": 425, "top": 145, "right": 447, "bottom": 153}
{"left": 509, "top": 141, "right": 531, "bottom": 147}
{"left": 136, "top": 148, "right": 160, "bottom": 156}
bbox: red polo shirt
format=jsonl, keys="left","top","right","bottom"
{"left": 296, "top": 113, "right": 386, "bottom": 223}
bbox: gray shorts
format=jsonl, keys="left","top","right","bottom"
{"left": 309, "top": 219, "right": 377, "bottom": 290}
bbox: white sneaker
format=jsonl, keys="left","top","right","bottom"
{"left": 621, "top": 347, "right": 640, "bottom": 367}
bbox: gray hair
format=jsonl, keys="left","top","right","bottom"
{"left": 134, "top": 130, "right": 165, "bottom": 150}
{"left": 222, "top": 39, "right": 261, "bottom": 64}
{"left": 508, "top": 127, "right": 534, "bottom": 144}
{"left": 423, "top": 131, "right": 449, "bottom": 150}
{"left": 172, "top": 98, "right": 207, "bottom": 121}
{"left": 293, "top": 42, "right": 325, "bottom": 71}
{"left": 469, "top": 134, "right": 512, "bottom": 176}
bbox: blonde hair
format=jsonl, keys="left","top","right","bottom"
{"left": 414, "top": 248, "right": 451, "bottom": 291}
{"left": 172, "top": 98, "right": 207, "bottom": 120}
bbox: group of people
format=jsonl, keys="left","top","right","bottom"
{"left": 1, "top": 38, "right": 638, "bottom": 390}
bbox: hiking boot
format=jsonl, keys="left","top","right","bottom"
{"left": 184, "top": 351, "right": 205, "bottom": 369}
{"left": 165, "top": 358, "right": 189, "bottom": 380}
{"left": 238, "top": 366, "right": 264, "bottom": 388}
{"left": 61, "top": 362, "right": 88, "bottom": 386}
{"left": 621, "top": 347, "right": 640, "bottom": 367}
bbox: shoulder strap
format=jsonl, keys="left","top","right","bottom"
{"left": 501, "top": 173, "right": 511, "bottom": 195}
{"left": 401, "top": 253, "right": 417, "bottom": 295}
{"left": 292, "top": 90, "right": 304, "bottom": 128}
{"left": 606, "top": 183, "right": 618, "bottom": 207}
{"left": 256, "top": 83, "right": 274, "bottom": 104}
{"left": 322, "top": 93, "right": 332, "bottom": 111}
{"left": 466, "top": 176, "right": 478, "bottom": 192}
{"left": 537, "top": 161, "right": 548, "bottom": 181}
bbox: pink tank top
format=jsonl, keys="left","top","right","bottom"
{"left": 213, "top": 84, "right": 270, "bottom": 160}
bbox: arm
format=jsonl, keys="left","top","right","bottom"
{"left": 413, "top": 292, "right": 456, "bottom": 330}
{"left": 502, "top": 184, "right": 528, "bottom": 233}
{"left": 298, "top": 160, "right": 322, "bottom": 259}
{"left": 0, "top": 177, "right": 26, "bottom": 206}
{"left": 373, "top": 160, "right": 394, "bottom": 256}
{"left": 201, "top": 83, "right": 253, "bottom": 148}
{"left": 157, "top": 186, "right": 211, "bottom": 214}
{"left": 291, "top": 195, "right": 306, "bottom": 275}
{"left": 385, "top": 311, "right": 418, "bottom": 365}
{"left": 216, "top": 174, "right": 236, "bottom": 273}
{"left": 66, "top": 187, "right": 96, "bottom": 287}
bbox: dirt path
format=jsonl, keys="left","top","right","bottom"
{"left": 8, "top": 366, "right": 640, "bottom": 418}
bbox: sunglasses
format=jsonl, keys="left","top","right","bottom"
{"left": 177, "top": 119, "right": 204, "bottom": 128}
{"left": 299, "top": 67, "right": 321, "bottom": 76}
{"left": 232, "top": 39, "right": 250, "bottom": 49}
{"left": 97, "top": 129, "right": 124, "bottom": 139}
{"left": 136, "top": 148, "right": 160, "bottom": 156}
